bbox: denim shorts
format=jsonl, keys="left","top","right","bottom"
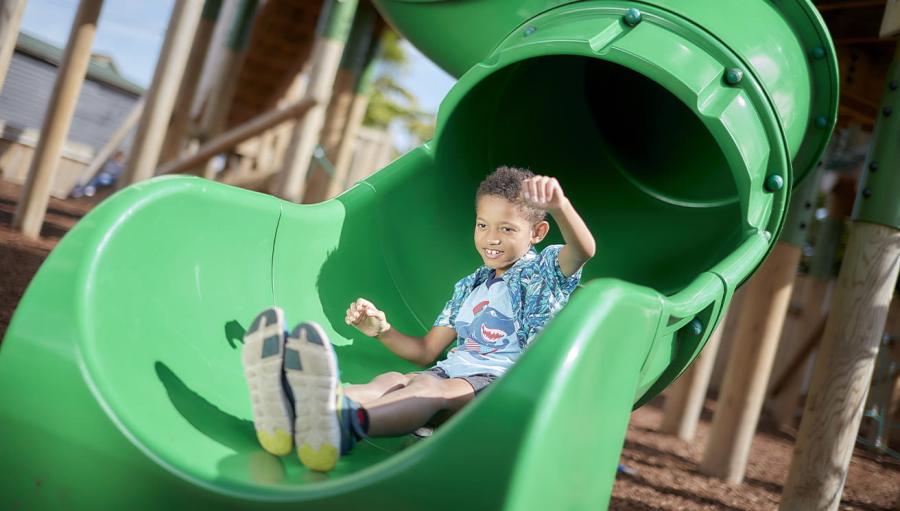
{"left": 417, "top": 366, "right": 498, "bottom": 394}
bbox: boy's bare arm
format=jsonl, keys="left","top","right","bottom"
{"left": 522, "top": 176, "right": 596, "bottom": 276}
{"left": 346, "top": 298, "right": 456, "bottom": 365}
{"left": 376, "top": 326, "right": 457, "bottom": 366}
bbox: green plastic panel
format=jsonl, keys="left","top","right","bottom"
{"left": 854, "top": 43, "right": 900, "bottom": 229}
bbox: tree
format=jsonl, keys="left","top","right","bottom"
{"left": 363, "top": 29, "right": 435, "bottom": 147}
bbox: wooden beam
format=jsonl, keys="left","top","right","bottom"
{"left": 121, "top": 0, "right": 205, "bottom": 186}
{"left": 157, "top": 98, "right": 315, "bottom": 175}
{"left": 0, "top": 0, "right": 27, "bottom": 94}
{"left": 12, "top": 0, "right": 103, "bottom": 238}
{"left": 700, "top": 241, "right": 802, "bottom": 484}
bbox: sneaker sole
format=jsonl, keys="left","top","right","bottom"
{"left": 286, "top": 322, "right": 341, "bottom": 472}
{"left": 242, "top": 307, "right": 293, "bottom": 456}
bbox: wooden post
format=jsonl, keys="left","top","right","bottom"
{"left": 767, "top": 278, "right": 831, "bottom": 427}
{"left": 158, "top": 0, "right": 224, "bottom": 163}
{"left": 120, "top": 0, "right": 204, "bottom": 186}
{"left": 699, "top": 241, "right": 802, "bottom": 483}
{"left": 661, "top": 308, "right": 729, "bottom": 440}
{"left": 768, "top": 210, "right": 846, "bottom": 426}
{"left": 0, "top": 0, "right": 27, "bottom": 93}
{"left": 781, "top": 41, "right": 900, "bottom": 511}
{"left": 780, "top": 223, "right": 900, "bottom": 509}
{"left": 73, "top": 99, "right": 144, "bottom": 188}
{"left": 276, "top": 0, "right": 358, "bottom": 202}
{"left": 196, "top": 0, "right": 258, "bottom": 139}
{"left": 12, "top": 0, "right": 103, "bottom": 238}
{"left": 325, "top": 35, "right": 379, "bottom": 199}
{"left": 700, "top": 167, "right": 821, "bottom": 482}
{"left": 302, "top": 2, "right": 375, "bottom": 203}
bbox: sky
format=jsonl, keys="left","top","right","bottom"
{"left": 19, "top": 0, "right": 456, "bottom": 119}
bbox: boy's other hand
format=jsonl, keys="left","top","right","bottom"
{"left": 345, "top": 298, "right": 391, "bottom": 337}
{"left": 521, "top": 175, "right": 568, "bottom": 211}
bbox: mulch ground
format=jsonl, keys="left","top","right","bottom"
{"left": 1, "top": 178, "right": 897, "bottom": 510}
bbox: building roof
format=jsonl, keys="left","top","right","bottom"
{"left": 15, "top": 32, "right": 144, "bottom": 96}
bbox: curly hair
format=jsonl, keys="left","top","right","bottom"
{"left": 476, "top": 166, "right": 546, "bottom": 223}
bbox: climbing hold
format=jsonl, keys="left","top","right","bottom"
{"left": 810, "top": 46, "right": 825, "bottom": 60}
{"left": 724, "top": 67, "right": 744, "bottom": 85}
{"left": 624, "top": 8, "right": 642, "bottom": 27}
{"left": 869, "top": 161, "right": 878, "bottom": 172}
{"left": 765, "top": 174, "right": 784, "bottom": 192}
{"left": 863, "top": 188, "right": 872, "bottom": 198}
{"left": 815, "top": 116, "right": 828, "bottom": 128}
{"left": 523, "top": 26, "right": 536, "bottom": 37}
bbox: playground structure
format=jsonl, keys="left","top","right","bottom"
{"left": 0, "top": 1, "right": 896, "bottom": 510}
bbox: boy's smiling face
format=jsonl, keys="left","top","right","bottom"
{"left": 474, "top": 195, "right": 549, "bottom": 276}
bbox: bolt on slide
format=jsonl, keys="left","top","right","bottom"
{"left": 0, "top": 1, "right": 836, "bottom": 509}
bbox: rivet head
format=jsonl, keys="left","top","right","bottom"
{"left": 863, "top": 188, "right": 873, "bottom": 198}
{"left": 810, "top": 46, "right": 826, "bottom": 60}
{"left": 869, "top": 161, "right": 878, "bottom": 172}
{"left": 724, "top": 67, "right": 744, "bottom": 85}
{"left": 804, "top": 201, "right": 812, "bottom": 209}
{"left": 765, "top": 174, "right": 784, "bottom": 192}
{"left": 624, "top": 8, "right": 642, "bottom": 27}
{"left": 688, "top": 318, "right": 703, "bottom": 336}
{"left": 815, "top": 116, "right": 829, "bottom": 128}
{"left": 523, "top": 26, "right": 536, "bottom": 37}
{"left": 799, "top": 222, "right": 807, "bottom": 230}
{"left": 884, "top": 106, "right": 893, "bottom": 116}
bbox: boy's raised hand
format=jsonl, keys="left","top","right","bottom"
{"left": 521, "top": 175, "right": 568, "bottom": 211}
{"left": 345, "top": 298, "right": 391, "bottom": 337}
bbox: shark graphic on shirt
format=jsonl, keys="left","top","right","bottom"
{"left": 455, "top": 305, "right": 517, "bottom": 356}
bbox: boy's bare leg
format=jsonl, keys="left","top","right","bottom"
{"left": 344, "top": 371, "right": 411, "bottom": 404}
{"left": 363, "top": 374, "right": 475, "bottom": 437}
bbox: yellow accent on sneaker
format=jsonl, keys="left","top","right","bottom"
{"left": 257, "top": 428, "right": 293, "bottom": 456}
{"left": 298, "top": 442, "right": 339, "bottom": 472}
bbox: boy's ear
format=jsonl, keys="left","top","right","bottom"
{"left": 531, "top": 220, "right": 550, "bottom": 244}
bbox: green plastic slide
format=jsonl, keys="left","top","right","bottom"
{"left": 0, "top": 1, "right": 837, "bottom": 509}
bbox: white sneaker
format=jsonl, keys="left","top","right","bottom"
{"left": 285, "top": 321, "right": 344, "bottom": 472}
{"left": 242, "top": 307, "right": 294, "bottom": 456}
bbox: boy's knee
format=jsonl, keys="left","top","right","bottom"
{"left": 381, "top": 371, "right": 409, "bottom": 387}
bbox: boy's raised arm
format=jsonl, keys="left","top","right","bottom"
{"left": 522, "top": 176, "right": 596, "bottom": 277}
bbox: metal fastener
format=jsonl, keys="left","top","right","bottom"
{"left": 624, "top": 8, "right": 642, "bottom": 27}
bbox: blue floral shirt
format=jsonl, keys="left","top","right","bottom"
{"left": 434, "top": 244, "right": 583, "bottom": 353}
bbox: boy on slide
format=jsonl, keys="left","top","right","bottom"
{"left": 242, "top": 166, "right": 596, "bottom": 472}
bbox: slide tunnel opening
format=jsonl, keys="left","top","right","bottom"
{"left": 430, "top": 55, "right": 745, "bottom": 294}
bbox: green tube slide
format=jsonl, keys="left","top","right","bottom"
{"left": 0, "top": 1, "right": 836, "bottom": 509}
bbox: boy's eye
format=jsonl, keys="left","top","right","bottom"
{"left": 501, "top": 227, "right": 514, "bottom": 233}
{"left": 476, "top": 223, "right": 487, "bottom": 229}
